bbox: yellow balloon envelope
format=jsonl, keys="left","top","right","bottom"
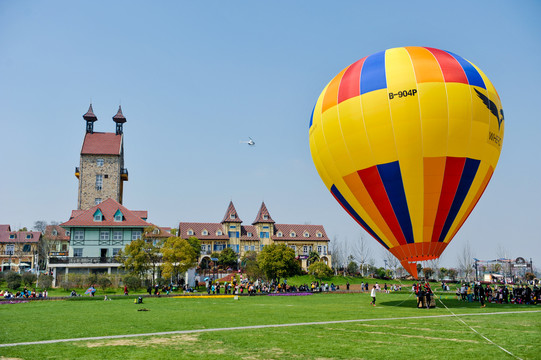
{"left": 309, "top": 47, "right": 504, "bottom": 278}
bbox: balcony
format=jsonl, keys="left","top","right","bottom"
{"left": 121, "top": 168, "right": 128, "bottom": 181}
{"left": 75, "top": 167, "right": 80, "bottom": 179}
{"left": 48, "top": 257, "right": 120, "bottom": 264}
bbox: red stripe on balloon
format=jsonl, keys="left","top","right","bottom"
{"left": 337, "top": 56, "right": 366, "bottom": 104}
{"left": 357, "top": 166, "right": 408, "bottom": 246}
{"left": 431, "top": 157, "right": 466, "bottom": 242}
{"left": 424, "top": 47, "right": 468, "bottom": 85}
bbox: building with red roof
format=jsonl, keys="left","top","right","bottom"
{"left": 179, "top": 201, "right": 331, "bottom": 270}
{"left": 75, "top": 105, "right": 129, "bottom": 211}
{"left": 0, "top": 225, "right": 42, "bottom": 272}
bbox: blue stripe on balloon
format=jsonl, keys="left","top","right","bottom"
{"left": 309, "top": 104, "right": 315, "bottom": 128}
{"left": 377, "top": 162, "right": 415, "bottom": 244}
{"left": 331, "top": 184, "right": 389, "bottom": 249}
{"left": 360, "top": 50, "right": 387, "bottom": 95}
{"left": 438, "top": 158, "right": 481, "bottom": 242}
{"left": 447, "top": 51, "right": 486, "bottom": 89}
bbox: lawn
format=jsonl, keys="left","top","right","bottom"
{"left": 0, "top": 291, "right": 539, "bottom": 359}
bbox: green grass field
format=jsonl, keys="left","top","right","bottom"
{"left": 0, "top": 291, "right": 539, "bottom": 359}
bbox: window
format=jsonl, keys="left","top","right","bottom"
{"left": 94, "top": 210, "right": 103, "bottom": 221}
{"left": 317, "top": 245, "right": 322, "bottom": 253}
{"left": 250, "top": 245, "right": 255, "bottom": 251}
{"left": 9, "top": 234, "right": 15, "bottom": 239}
{"left": 247, "top": 232, "right": 253, "bottom": 237}
{"left": 323, "top": 245, "right": 327, "bottom": 254}
{"left": 216, "top": 230, "right": 223, "bottom": 236}
{"left": 66, "top": 231, "right": 70, "bottom": 236}
{"left": 263, "top": 226, "right": 269, "bottom": 230}
{"left": 61, "top": 244, "right": 68, "bottom": 251}
{"left": 230, "top": 225, "right": 236, "bottom": 229}
{"left": 201, "top": 245, "right": 206, "bottom": 251}
{"left": 132, "top": 230, "right": 142, "bottom": 240}
{"left": 244, "top": 245, "right": 249, "bottom": 251}
{"left": 277, "top": 232, "right": 283, "bottom": 237}
{"left": 52, "top": 229, "right": 58, "bottom": 236}
{"left": 316, "top": 232, "right": 322, "bottom": 238}
{"left": 290, "top": 232, "right": 296, "bottom": 237}
{"left": 303, "top": 245, "right": 308, "bottom": 254}
{"left": 26, "top": 234, "right": 32, "bottom": 239}
{"left": 263, "top": 214, "right": 269, "bottom": 220}
{"left": 304, "top": 232, "right": 310, "bottom": 237}
{"left": 202, "top": 230, "right": 208, "bottom": 236}
{"left": 114, "top": 210, "right": 123, "bottom": 222}
{"left": 97, "top": 158, "right": 104, "bottom": 167}
{"left": 112, "top": 248, "right": 121, "bottom": 256}
{"left": 100, "top": 231, "right": 110, "bottom": 241}
{"left": 290, "top": 245, "right": 296, "bottom": 252}
{"left": 73, "top": 248, "right": 83, "bottom": 257}
{"left": 229, "top": 231, "right": 239, "bottom": 238}
{"left": 113, "top": 231, "right": 123, "bottom": 240}
{"left": 95, "top": 198, "right": 102, "bottom": 205}
{"left": 259, "top": 232, "right": 269, "bottom": 238}
{"left": 96, "top": 174, "right": 103, "bottom": 190}
{"left": 230, "top": 214, "right": 236, "bottom": 219}
{"left": 22, "top": 244, "right": 31, "bottom": 252}
{"left": 187, "top": 229, "right": 194, "bottom": 236}
{"left": 5, "top": 245, "right": 14, "bottom": 255}
{"left": 74, "top": 230, "right": 84, "bottom": 240}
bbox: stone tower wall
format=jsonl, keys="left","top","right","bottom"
{"left": 78, "top": 154, "right": 121, "bottom": 210}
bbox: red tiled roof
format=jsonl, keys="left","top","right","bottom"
{"left": 0, "top": 226, "right": 41, "bottom": 243}
{"left": 132, "top": 211, "right": 148, "bottom": 220}
{"left": 44, "top": 225, "right": 70, "bottom": 241}
{"left": 240, "top": 225, "right": 258, "bottom": 241}
{"left": 70, "top": 210, "right": 85, "bottom": 219}
{"left": 179, "top": 222, "right": 229, "bottom": 240}
{"left": 81, "top": 132, "right": 122, "bottom": 155}
{"left": 273, "top": 224, "right": 329, "bottom": 241}
{"left": 61, "top": 198, "right": 152, "bottom": 228}
{"left": 144, "top": 226, "right": 172, "bottom": 238}
{"left": 252, "top": 202, "right": 275, "bottom": 224}
{"left": 221, "top": 201, "right": 242, "bottom": 223}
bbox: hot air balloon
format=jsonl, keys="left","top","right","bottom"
{"left": 309, "top": 47, "right": 504, "bottom": 278}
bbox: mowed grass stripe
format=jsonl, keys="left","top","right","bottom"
{"left": 1, "top": 310, "right": 538, "bottom": 348}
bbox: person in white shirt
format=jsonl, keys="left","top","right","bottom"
{"left": 370, "top": 285, "right": 377, "bottom": 306}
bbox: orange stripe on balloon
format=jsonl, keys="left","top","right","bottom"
{"left": 423, "top": 157, "right": 446, "bottom": 243}
{"left": 446, "top": 167, "right": 494, "bottom": 243}
{"left": 322, "top": 67, "right": 348, "bottom": 113}
{"left": 343, "top": 172, "right": 400, "bottom": 249}
{"left": 405, "top": 47, "right": 444, "bottom": 84}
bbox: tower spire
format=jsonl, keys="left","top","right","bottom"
{"left": 112, "top": 105, "right": 127, "bottom": 135}
{"left": 83, "top": 104, "right": 98, "bottom": 133}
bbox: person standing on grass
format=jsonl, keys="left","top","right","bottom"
{"left": 124, "top": 285, "right": 128, "bottom": 296}
{"left": 370, "top": 285, "right": 377, "bottom": 306}
{"left": 479, "top": 283, "right": 486, "bottom": 308}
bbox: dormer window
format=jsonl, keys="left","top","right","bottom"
{"left": 187, "top": 229, "right": 194, "bottom": 236}
{"left": 153, "top": 228, "right": 160, "bottom": 234}
{"left": 303, "top": 232, "right": 310, "bottom": 237}
{"left": 316, "top": 232, "right": 322, "bottom": 238}
{"left": 230, "top": 214, "right": 236, "bottom": 219}
{"left": 290, "top": 232, "right": 296, "bottom": 237}
{"left": 26, "top": 234, "right": 32, "bottom": 239}
{"left": 217, "top": 230, "right": 223, "bottom": 236}
{"left": 66, "top": 231, "right": 70, "bottom": 236}
{"left": 114, "top": 210, "right": 123, "bottom": 222}
{"left": 9, "top": 234, "right": 16, "bottom": 239}
{"left": 247, "top": 232, "right": 253, "bottom": 237}
{"left": 277, "top": 232, "right": 283, "bottom": 237}
{"left": 263, "top": 214, "right": 269, "bottom": 220}
{"left": 202, "top": 230, "right": 208, "bottom": 236}
{"left": 93, "top": 209, "right": 103, "bottom": 222}
{"left": 52, "top": 229, "right": 58, "bottom": 236}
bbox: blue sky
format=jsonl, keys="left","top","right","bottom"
{"left": 1, "top": 1, "right": 539, "bottom": 269}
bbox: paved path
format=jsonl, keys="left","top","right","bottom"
{"left": 1, "top": 309, "right": 539, "bottom": 348}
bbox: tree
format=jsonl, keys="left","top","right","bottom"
{"left": 96, "top": 274, "right": 112, "bottom": 290}
{"left": 6, "top": 272, "right": 22, "bottom": 290}
{"left": 258, "top": 244, "right": 301, "bottom": 283}
{"left": 308, "top": 261, "right": 333, "bottom": 280}
{"left": 218, "top": 247, "right": 238, "bottom": 269}
{"left": 161, "top": 237, "right": 198, "bottom": 283}
{"left": 21, "top": 272, "right": 37, "bottom": 286}
{"left": 439, "top": 267, "right": 448, "bottom": 279}
{"left": 33, "top": 220, "right": 48, "bottom": 234}
{"left": 330, "top": 236, "right": 343, "bottom": 275}
{"left": 123, "top": 275, "right": 141, "bottom": 290}
{"left": 118, "top": 239, "right": 152, "bottom": 282}
{"left": 241, "top": 251, "right": 264, "bottom": 280}
{"left": 423, "top": 267, "right": 434, "bottom": 279}
{"left": 186, "top": 236, "right": 201, "bottom": 259}
{"left": 448, "top": 268, "right": 458, "bottom": 281}
{"left": 37, "top": 274, "right": 53, "bottom": 290}
{"left": 308, "top": 251, "right": 320, "bottom": 266}
{"left": 352, "top": 233, "right": 373, "bottom": 276}
{"left": 346, "top": 260, "right": 358, "bottom": 275}
{"left": 457, "top": 241, "right": 475, "bottom": 281}
{"left": 383, "top": 251, "right": 400, "bottom": 278}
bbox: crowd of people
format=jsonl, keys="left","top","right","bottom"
{"left": 2, "top": 287, "right": 47, "bottom": 299}
{"left": 455, "top": 282, "right": 540, "bottom": 305}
